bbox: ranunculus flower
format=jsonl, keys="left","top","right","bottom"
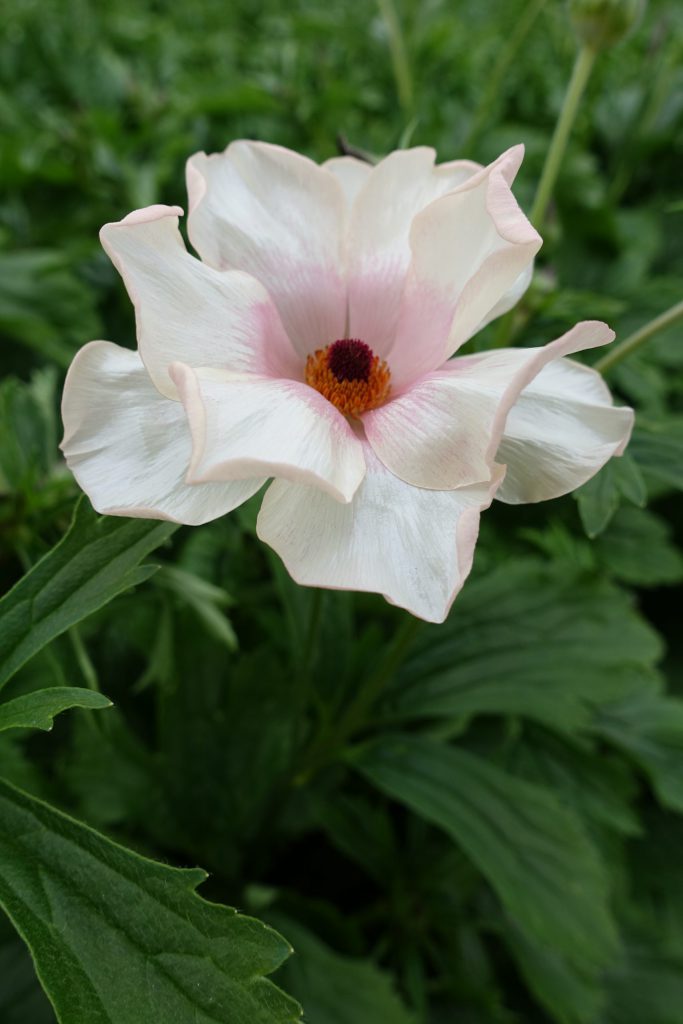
{"left": 61, "top": 142, "right": 633, "bottom": 622}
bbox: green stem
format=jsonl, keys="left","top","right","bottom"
{"left": 595, "top": 299, "right": 683, "bottom": 374}
{"left": 377, "top": 0, "right": 414, "bottom": 117}
{"left": 301, "top": 588, "right": 324, "bottom": 680}
{"left": 296, "top": 614, "right": 422, "bottom": 781}
{"left": 290, "top": 589, "right": 326, "bottom": 761}
{"left": 463, "top": 0, "right": 548, "bottom": 156}
{"left": 529, "top": 43, "right": 597, "bottom": 231}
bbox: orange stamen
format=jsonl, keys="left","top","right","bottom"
{"left": 305, "top": 339, "right": 391, "bottom": 418}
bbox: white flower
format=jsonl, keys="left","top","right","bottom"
{"left": 61, "top": 142, "right": 633, "bottom": 622}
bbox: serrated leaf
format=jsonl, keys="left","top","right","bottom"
{"left": 268, "top": 914, "right": 415, "bottom": 1024}
{"left": 629, "top": 418, "right": 683, "bottom": 493}
{"left": 380, "top": 560, "right": 661, "bottom": 736}
{"left": 575, "top": 462, "right": 622, "bottom": 538}
{"left": 0, "top": 499, "right": 176, "bottom": 691}
{"left": 0, "top": 687, "right": 112, "bottom": 733}
{"left": 594, "top": 506, "right": 683, "bottom": 586}
{"left": 575, "top": 453, "right": 647, "bottom": 539}
{"left": 0, "top": 778, "right": 301, "bottom": 1024}
{"left": 354, "top": 735, "right": 618, "bottom": 966}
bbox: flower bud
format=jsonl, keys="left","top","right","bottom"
{"left": 569, "top": 0, "right": 645, "bottom": 50}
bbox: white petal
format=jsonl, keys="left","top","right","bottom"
{"left": 365, "top": 320, "right": 628, "bottom": 494}
{"left": 345, "top": 148, "right": 481, "bottom": 356}
{"left": 496, "top": 356, "right": 634, "bottom": 504}
{"left": 474, "top": 260, "right": 534, "bottom": 333}
{"left": 61, "top": 342, "right": 264, "bottom": 524}
{"left": 257, "top": 442, "right": 504, "bottom": 624}
{"left": 170, "top": 364, "right": 365, "bottom": 504}
{"left": 100, "top": 205, "right": 299, "bottom": 399}
{"left": 186, "top": 141, "right": 347, "bottom": 357}
{"left": 387, "top": 146, "right": 542, "bottom": 389}
{"left": 322, "top": 156, "right": 373, "bottom": 207}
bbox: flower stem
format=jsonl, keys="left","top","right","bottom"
{"left": 529, "top": 43, "right": 597, "bottom": 231}
{"left": 377, "top": 0, "right": 414, "bottom": 118}
{"left": 595, "top": 299, "right": 683, "bottom": 374}
{"left": 295, "top": 613, "right": 422, "bottom": 782}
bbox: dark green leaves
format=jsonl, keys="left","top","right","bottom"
{"left": 574, "top": 452, "right": 646, "bottom": 537}
{"left": 0, "top": 499, "right": 176, "bottom": 691}
{"left": 0, "top": 778, "right": 301, "bottom": 1024}
{"left": 270, "top": 916, "right": 415, "bottom": 1024}
{"left": 0, "top": 687, "right": 111, "bottom": 734}
{"left": 381, "top": 560, "right": 661, "bottom": 736}
{"left": 354, "top": 735, "right": 617, "bottom": 965}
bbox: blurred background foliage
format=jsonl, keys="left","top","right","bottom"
{"left": 1, "top": 0, "right": 683, "bottom": 1021}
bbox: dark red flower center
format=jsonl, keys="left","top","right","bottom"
{"left": 327, "top": 338, "right": 374, "bottom": 383}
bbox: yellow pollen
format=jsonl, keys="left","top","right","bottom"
{"left": 305, "top": 344, "right": 391, "bottom": 417}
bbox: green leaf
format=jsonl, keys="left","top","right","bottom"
{"left": 0, "top": 778, "right": 301, "bottom": 1024}
{"left": 381, "top": 560, "right": 661, "bottom": 736}
{"left": 509, "top": 730, "right": 640, "bottom": 837}
{"left": 574, "top": 453, "right": 646, "bottom": 538}
{"left": 500, "top": 922, "right": 604, "bottom": 1024}
{"left": 0, "top": 687, "right": 112, "bottom": 734}
{"left": 0, "top": 499, "right": 176, "bottom": 691}
{"left": 268, "top": 914, "right": 415, "bottom": 1024}
{"left": 603, "top": 947, "right": 683, "bottom": 1024}
{"left": 594, "top": 506, "right": 683, "bottom": 586}
{"left": 629, "top": 417, "right": 683, "bottom": 493}
{"left": 156, "top": 564, "right": 238, "bottom": 651}
{"left": 354, "top": 735, "right": 618, "bottom": 966}
{"left": 596, "top": 691, "right": 683, "bottom": 812}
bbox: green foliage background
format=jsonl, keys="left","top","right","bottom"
{"left": 1, "top": 0, "right": 682, "bottom": 1021}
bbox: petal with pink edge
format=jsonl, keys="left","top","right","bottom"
{"left": 495, "top": 356, "right": 634, "bottom": 504}
{"left": 100, "top": 205, "right": 299, "bottom": 399}
{"left": 345, "top": 147, "right": 481, "bottom": 357}
{"left": 364, "top": 320, "right": 627, "bottom": 492}
{"left": 170, "top": 364, "right": 366, "bottom": 504}
{"left": 186, "top": 141, "right": 347, "bottom": 358}
{"left": 257, "top": 442, "right": 504, "bottom": 623}
{"left": 61, "top": 342, "right": 264, "bottom": 524}
{"left": 387, "top": 146, "right": 542, "bottom": 389}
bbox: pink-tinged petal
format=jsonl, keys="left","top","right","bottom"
{"left": 100, "top": 205, "right": 299, "bottom": 399}
{"left": 170, "top": 364, "right": 366, "bottom": 504}
{"left": 61, "top": 342, "right": 264, "bottom": 524}
{"left": 364, "top": 320, "right": 625, "bottom": 492}
{"left": 495, "top": 354, "right": 634, "bottom": 504}
{"left": 345, "top": 148, "right": 481, "bottom": 356}
{"left": 322, "top": 156, "right": 373, "bottom": 207}
{"left": 387, "top": 146, "right": 542, "bottom": 389}
{"left": 257, "top": 441, "right": 505, "bottom": 623}
{"left": 474, "top": 261, "right": 534, "bottom": 334}
{"left": 186, "top": 141, "right": 347, "bottom": 358}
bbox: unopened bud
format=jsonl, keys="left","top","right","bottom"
{"left": 569, "top": 0, "right": 645, "bottom": 50}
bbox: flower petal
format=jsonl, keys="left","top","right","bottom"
{"left": 345, "top": 148, "right": 481, "bottom": 356}
{"left": 387, "top": 145, "right": 542, "bottom": 389}
{"left": 100, "top": 205, "right": 298, "bottom": 399}
{"left": 257, "top": 441, "right": 504, "bottom": 623}
{"left": 170, "top": 364, "right": 366, "bottom": 504}
{"left": 322, "top": 156, "right": 373, "bottom": 207}
{"left": 186, "top": 141, "right": 347, "bottom": 357}
{"left": 364, "top": 320, "right": 627, "bottom": 492}
{"left": 495, "top": 356, "right": 634, "bottom": 504}
{"left": 61, "top": 342, "right": 264, "bottom": 524}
